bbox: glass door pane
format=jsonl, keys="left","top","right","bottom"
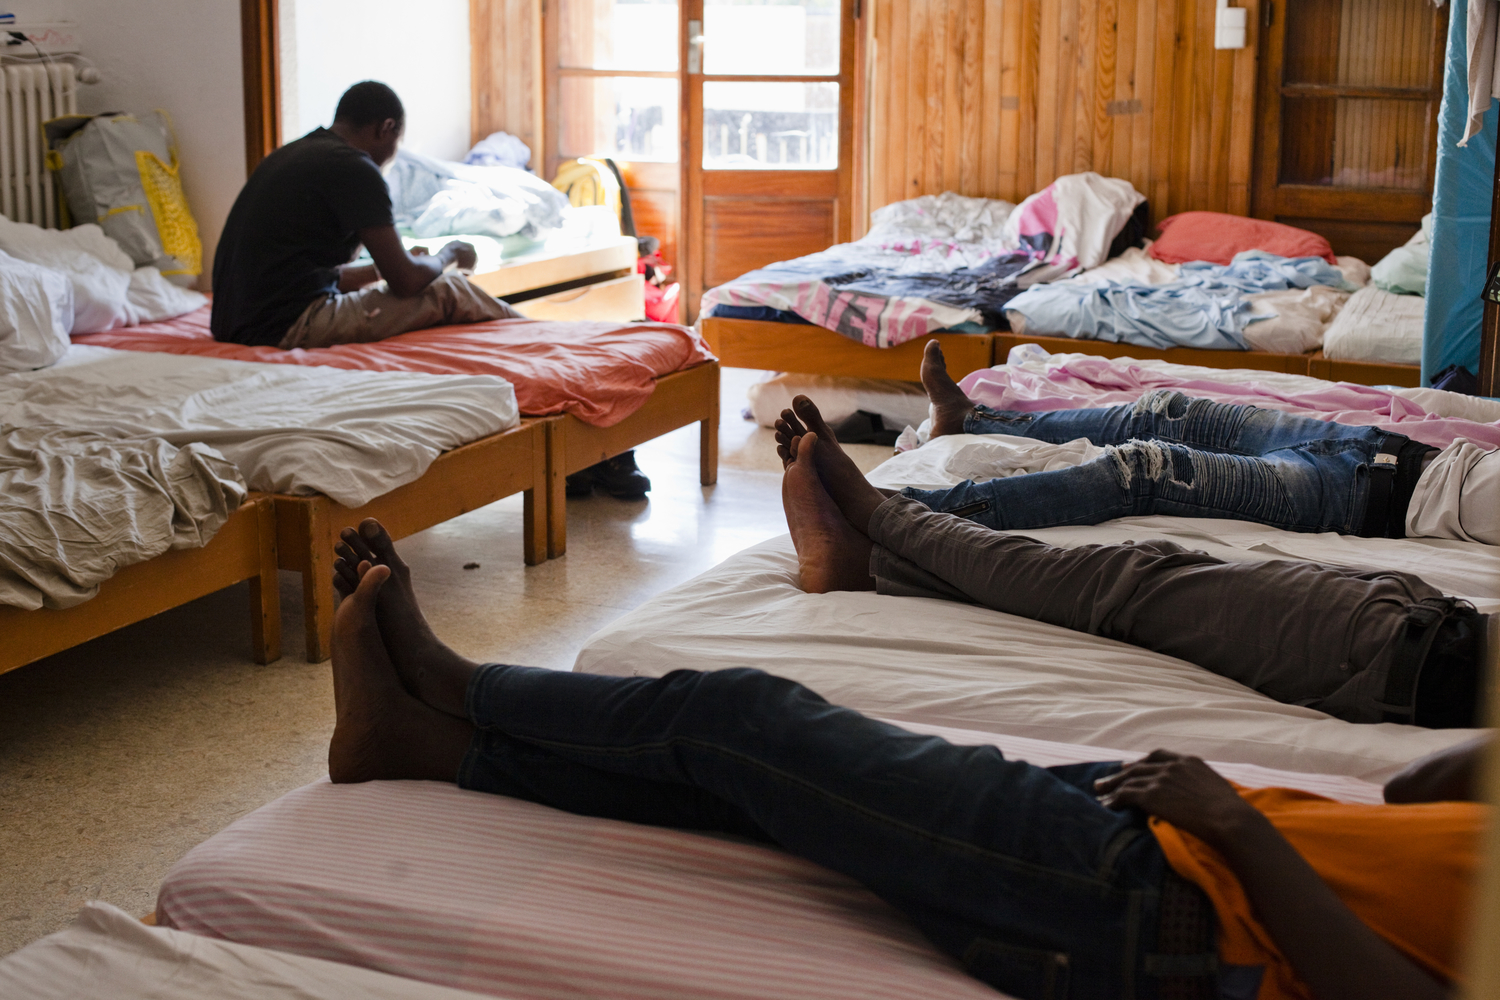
{"left": 702, "top": 0, "right": 839, "bottom": 75}
{"left": 702, "top": 81, "right": 837, "bottom": 169}
{"left": 558, "top": 0, "right": 680, "bottom": 162}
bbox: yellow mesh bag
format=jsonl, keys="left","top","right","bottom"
{"left": 135, "top": 149, "right": 202, "bottom": 277}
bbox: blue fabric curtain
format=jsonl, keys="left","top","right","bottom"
{"left": 1424, "top": 0, "right": 1498, "bottom": 384}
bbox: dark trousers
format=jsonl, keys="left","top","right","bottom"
{"left": 458, "top": 663, "right": 1210, "bottom": 1000}
{"left": 867, "top": 494, "right": 1473, "bottom": 724}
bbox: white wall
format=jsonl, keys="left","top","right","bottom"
{"left": 279, "top": 0, "right": 471, "bottom": 162}
{"left": 13, "top": 1, "right": 247, "bottom": 289}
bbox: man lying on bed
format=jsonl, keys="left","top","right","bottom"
{"left": 326, "top": 517, "right": 1487, "bottom": 1000}
{"left": 211, "top": 80, "right": 521, "bottom": 350}
{"left": 775, "top": 395, "right": 1486, "bottom": 728}
{"left": 792, "top": 342, "right": 1499, "bottom": 546}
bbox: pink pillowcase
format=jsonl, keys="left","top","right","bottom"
{"left": 1149, "top": 211, "right": 1337, "bottom": 266}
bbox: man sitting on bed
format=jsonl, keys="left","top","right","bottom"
{"left": 785, "top": 341, "right": 1499, "bottom": 547}
{"left": 326, "top": 515, "right": 1487, "bottom": 1000}
{"left": 773, "top": 386, "right": 1487, "bottom": 728}
{"left": 211, "top": 80, "right": 521, "bottom": 349}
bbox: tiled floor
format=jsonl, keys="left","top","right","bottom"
{"left": 0, "top": 368, "right": 894, "bottom": 956}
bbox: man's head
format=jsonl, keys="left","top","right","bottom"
{"left": 330, "top": 81, "right": 404, "bottom": 166}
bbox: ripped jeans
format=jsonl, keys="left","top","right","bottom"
{"left": 903, "top": 391, "right": 1396, "bottom": 535}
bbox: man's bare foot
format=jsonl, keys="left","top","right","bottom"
{"left": 783, "top": 434, "right": 875, "bottom": 594}
{"left": 329, "top": 563, "right": 475, "bottom": 784}
{"left": 921, "top": 340, "right": 977, "bottom": 438}
{"left": 787, "top": 396, "right": 893, "bottom": 531}
{"left": 773, "top": 407, "right": 809, "bottom": 469}
{"left": 333, "top": 519, "right": 477, "bottom": 720}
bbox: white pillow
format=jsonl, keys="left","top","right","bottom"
{"left": 0, "top": 217, "right": 131, "bottom": 333}
{"left": 0, "top": 249, "right": 73, "bottom": 373}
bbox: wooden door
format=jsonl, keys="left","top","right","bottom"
{"left": 680, "top": 0, "right": 857, "bottom": 321}
{"left": 1252, "top": 0, "right": 1447, "bottom": 262}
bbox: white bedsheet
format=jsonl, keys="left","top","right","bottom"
{"left": 0, "top": 345, "right": 520, "bottom": 508}
{"left": 0, "top": 901, "right": 501, "bottom": 1000}
{"left": 575, "top": 523, "right": 1492, "bottom": 781}
{"left": 1322, "top": 283, "right": 1425, "bottom": 365}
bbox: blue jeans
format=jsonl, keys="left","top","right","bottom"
{"left": 904, "top": 390, "right": 1392, "bottom": 535}
{"left": 457, "top": 664, "right": 1213, "bottom": 999}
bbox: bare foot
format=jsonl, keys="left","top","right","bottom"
{"left": 328, "top": 563, "right": 475, "bottom": 784}
{"left": 333, "top": 519, "right": 478, "bottom": 719}
{"left": 788, "top": 396, "right": 893, "bottom": 531}
{"left": 773, "top": 407, "right": 809, "bottom": 469}
{"left": 783, "top": 434, "right": 875, "bottom": 594}
{"left": 921, "top": 340, "right": 977, "bottom": 438}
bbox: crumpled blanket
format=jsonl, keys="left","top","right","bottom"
{"left": 386, "top": 149, "right": 569, "bottom": 241}
{"left": 1004, "top": 251, "right": 1355, "bottom": 351}
{"left": 701, "top": 175, "right": 1146, "bottom": 348}
{"left": 1, "top": 346, "right": 520, "bottom": 508}
{"left": 0, "top": 429, "right": 245, "bottom": 609}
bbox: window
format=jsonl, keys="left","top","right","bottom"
{"left": 556, "top": 0, "right": 680, "bottom": 162}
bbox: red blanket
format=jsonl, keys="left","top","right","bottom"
{"left": 75, "top": 306, "right": 715, "bottom": 427}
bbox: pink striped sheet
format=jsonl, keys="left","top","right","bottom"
{"left": 156, "top": 728, "right": 1386, "bottom": 999}
{"left": 158, "top": 781, "right": 1004, "bottom": 1000}
{"left": 959, "top": 349, "right": 1500, "bottom": 450}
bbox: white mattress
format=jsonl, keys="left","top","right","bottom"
{"left": 1321, "top": 284, "right": 1425, "bottom": 365}
{"left": 0, "top": 901, "right": 500, "bottom": 1000}
{"left": 575, "top": 516, "right": 1494, "bottom": 782}
{"left": 155, "top": 742, "right": 1381, "bottom": 1000}
{"left": 0, "top": 344, "right": 519, "bottom": 507}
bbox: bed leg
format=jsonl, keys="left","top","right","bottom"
{"left": 523, "top": 422, "right": 547, "bottom": 565}
{"left": 700, "top": 366, "right": 720, "bottom": 487}
{"left": 248, "top": 498, "right": 282, "bottom": 664}
{"left": 299, "top": 501, "right": 335, "bottom": 663}
{"left": 546, "top": 418, "right": 567, "bottom": 559}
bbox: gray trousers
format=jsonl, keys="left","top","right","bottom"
{"left": 866, "top": 495, "right": 1456, "bottom": 723}
{"left": 279, "top": 273, "right": 522, "bottom": 349}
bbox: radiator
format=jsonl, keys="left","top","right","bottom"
{"left": 0, "top": 63, "right": 76, "bottom": 227}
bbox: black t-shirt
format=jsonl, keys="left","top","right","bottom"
{"left": 210, "top": 128, "right": 394, "bottom": 346}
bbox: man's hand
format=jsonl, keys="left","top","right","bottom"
{"left": 1098, "top": 750, "right": 1448, "bottom": 1000}
{"left": 437, "top": 240, "right": 478, "bottom": 272}
{"left": 1094, "top": 750, "right": 1262, "bottom": 850}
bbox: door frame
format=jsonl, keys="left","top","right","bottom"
{"left": 679, "top": 0, "right": 859, "bottom": 321}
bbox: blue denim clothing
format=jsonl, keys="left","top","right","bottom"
{"left": 458, "top": 664, "right": 1214, "bottom": 1000}
{"left": 903, "top": 390, "right": 1395, "bottom": 535}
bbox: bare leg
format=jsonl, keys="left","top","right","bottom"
{"left": 333, "top": 519, "right": 478, "bottom": 720}
{"left": 783, "top": 433, "right": 876, "bottom": 594}
{"left": 920, "top": 340, "right": 978, "bottom": 438}
{"left": 328, "top": 563, "right": 474, "bottom": 784}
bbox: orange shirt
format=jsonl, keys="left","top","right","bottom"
{"left": 1151, "top": 787, "right": 1486, "bottom": 1000}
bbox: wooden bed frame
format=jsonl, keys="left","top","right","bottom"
{"left": 701, "top": 318, "right": 992, "bottom": 382}
{"left": 0, "top": 495, "right": 281, "bottom": 677}
{"left": 702, "top": 316, "right": 1424, "bottom": 388}
{"left": 275, "top": 420, "right": 550, "bottom": 663}
{"left": 542, "top": 361, "right": 721, "bottom": 558}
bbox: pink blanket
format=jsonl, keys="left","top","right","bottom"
{"left": 960, "top": 350, "right": 1500, "bottom": 450}
{"left": 75, "top": 306, "right": 715, "bottom": 428}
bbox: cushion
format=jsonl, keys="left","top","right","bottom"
{"left": 1149, "top": 211, "right": 1337, "bottom": 266}
{"left": 0, "top": 249, "right": 73, "bottom": 374}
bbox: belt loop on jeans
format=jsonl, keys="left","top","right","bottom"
{"left": 1376, "top": 597, "right": 1460, "bottom": 724}
{"left": 1358, "top": 435, "right": 1402, "bottom": 538}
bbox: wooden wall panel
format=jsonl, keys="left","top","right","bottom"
{"left": 471, "top": 0, "right": 544, "bottom": 168}
{"left": 863, "top": 0, "right": 1261, "bottom": 226}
